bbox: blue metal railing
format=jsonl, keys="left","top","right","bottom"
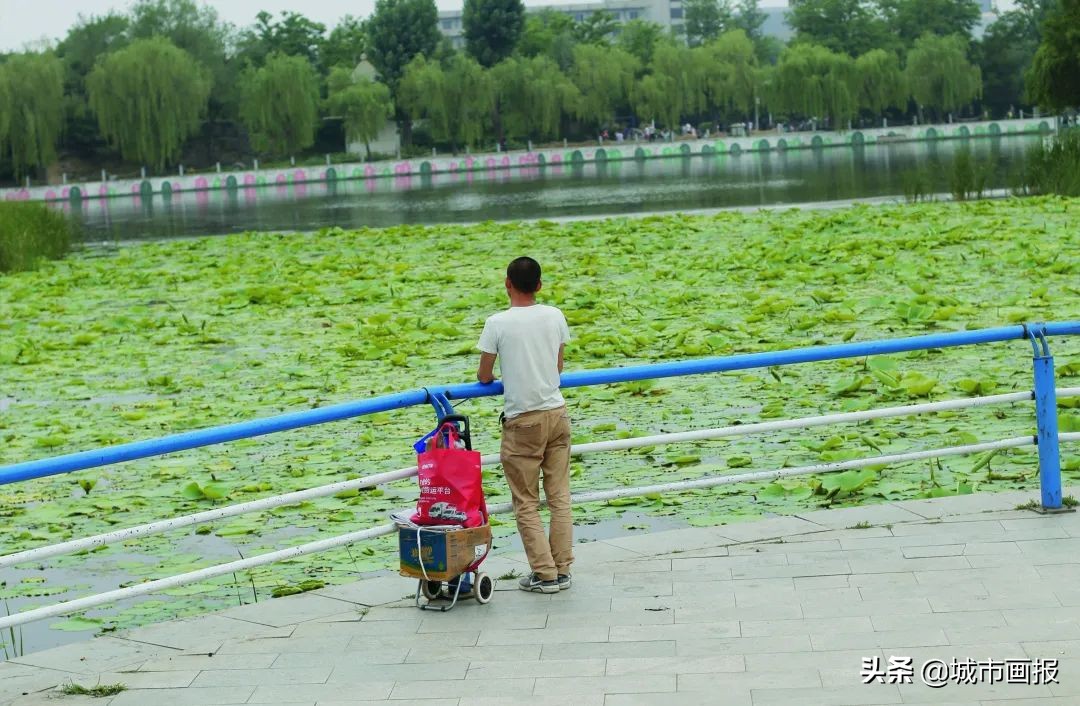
{"left": 2, "top": 321, "right": 1077, "bottom": 507}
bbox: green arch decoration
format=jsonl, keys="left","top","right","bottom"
{"left": 595, "top": 148, "right": 607, "bottom": 162}
{"left": 988, "top": 122, "right": 1001, "bottom": 135}
{"left": 925, "top": 127, "right": 939, "bottom": 139}
{"left": 325, "top": 168, "right": 337, "bottom": 181}
{"left": 571, "top": 150, "right": 584, "bottom": 164}
{"left": 420, "top": 161, "right": 432, "bottom": 174}
{"left": 777, "top": 138, "right": 788, "bottom": 151}
{"left": 607, "top": 148, "right": 622, "bottom": 160}
{"left": 1039, "top": 120, "right": 1051, "bottom": 132}
{"left": 755, "top": 139, "right": 770, "bottom": 151}
{"left": 161, "top": 182, "right": 173, "bottom": 197}
{"left": 713, "top": 141, "right": 726, "bottom": 153}
{"left": 811, "top": 136, "right": 824, "bottom": 149}
{"left": 956, "top": 126, "right": 970, "bottom": 138}
{"left": 139, "top": 180, "right": 153, "bottom": 198}
{"left": 679, "top": 143, "right": 691, "bottom": 155}
{"left": 634, "top": 147, "right": 647, "bottom": 160}
{"left": 69, "top": 186, "right": 82, "bottom": 202}
{"left": 730, "top": 143, "right": 742, "bottom": 156}
{"left": 225, "top": 175, "right": 238, "bottom": 190}
{"left": 701, "top": 144, "right": 715, "bottom": 155}
{"left": 851, "top": 132, "right": 865, "bottom": 146}
{"left": 537, "top": 153, "right": 546, "bottom": 166}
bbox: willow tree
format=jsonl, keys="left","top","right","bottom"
{"left": 87, "top": 39, "right": 209, "bottom": 171}
{"left": 632, "top": 74, "right": 681, "bottom": 130}
{"left": 855, "top": 49, "right": 907, "bottom": 117}
{"left": 569, "top": 44, "right": 639, "bottom": 130}
{"left": 770, "top": 43, "right": 859, "bottom": 129}
{"left": 491, "top": 56, "right": 580, "bottom": 142}
{"left": 399, "top": 54, "right": 492, "bottom": 152}
{"left": 0, "top": 52, "right": 65, "bottom": 178}
{"left": 701, "top": 29, "right": 759, "bottom": 120}
{"left": 326, "top": 67, "right": 394, "bottom": 159}
{"left": 905, "top": 33, "right": 982, "bottom": 121}
{"left": 239, "top": 53, "right": 320, "bottom": 156}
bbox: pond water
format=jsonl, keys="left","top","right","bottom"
{"left": 63, "top": 134, "right": 1041, "bottom": 243}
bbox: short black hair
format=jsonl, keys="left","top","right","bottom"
{"left": 507, "top": 257, "right": 541, "bottom": 293}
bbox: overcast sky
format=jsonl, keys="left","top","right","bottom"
{"left": 0, "top": 0, "right": 794, "bottom": 52}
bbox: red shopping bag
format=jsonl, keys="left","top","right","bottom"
{"left": 411, "top": 420, "right": 485, "bottom": 528}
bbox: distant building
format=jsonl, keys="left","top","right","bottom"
{"left": 438, "top": 2, "right": 794, "bottom": 47}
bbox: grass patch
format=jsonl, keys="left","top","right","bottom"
{"left": 498, "top": 569, "right": 523, "bottom": 581}
{"left": 847, "top": 521, "right": 874, "bottom": 529}
{"left": 0, "top": 201, "right": 72, "bottom": 273}
{"left": 59, "top": 682, "right": 126, "bottom": 697}
{"left": 1064, "top": 495, "right": 1079, "bottom": 508}
{"left": 1015, "top": 499, "right": 1039, "bottom": 511}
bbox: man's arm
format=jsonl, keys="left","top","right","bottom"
{"left": 557, "top": 344, "right": 564, "bottom": 374}
{"left": 477, "top": 352, "right": 497, "bottom": 383}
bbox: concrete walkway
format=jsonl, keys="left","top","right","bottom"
{"left": 4, "top": 488, "right": 1080, "bottom": 706}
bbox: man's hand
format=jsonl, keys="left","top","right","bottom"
{"left": 477, "top": 352, "right": 497, "bottom": 384}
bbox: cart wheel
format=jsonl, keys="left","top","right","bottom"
{"left": 475, "top": 573, "right": 494, "bottom": 604}
{"left": 421, "top": 580, "right": 442, "bottom": 600}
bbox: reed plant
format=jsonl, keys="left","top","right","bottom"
{"left": 1020, "top": 129, "right": 1080, "bottom": 197}
{"left": 0, "top": 201, "right": 72, "bottom": 273}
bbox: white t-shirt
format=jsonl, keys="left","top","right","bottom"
{"left": 477, "top": 304, "right": 571, "bottom": 419}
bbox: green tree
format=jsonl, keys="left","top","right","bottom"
{"left": 87, "top": 38, "right": 210, "bottom": 171}
{"left": 616, "top": 19, "right": 668, "bottom": 67}
{"left": 574, "top": 11, "right": 619, "bottom": 45}
{"left": 855, "top": 48, "right": 907, "bottom": 116}
{"left": 464, "top": 0, "right": 526, "bottom": 67}
{"left": 326, "top": 67, "right": 394, "bottom": 158}
{"left": 127, "top": 0, "right": 234, "bottom": 126}
{"left": 519, "top": 10, "right": 577, "bottom": 70}
{"left": 684, "top": 0, "right": 733, "bottom": 46}
{"left": 1026, "top": 0, "right": 1080, "bottom": 111}
{"left": 366, "top": 0, "right": 441, "bottom": 91}
{"left": 56, "top": 13, "right": 130, "bottom": 155}
{"left": 491, "top": 55, "right": 580, "bottom": 141}
{"left": 239, "top": 53, "right": 320, "bottom": 156}
{"left": 237, "top": 10, "right": 327, "bottom": 68}
{"left": 128, "top": 0, "right": 230, "bottom": 87}
{"left": 787, "top": 0, "right": 893, "bottom": 56}
{"left": 322, "top": 15, "right": 367, "bottom": 70}
{"left": 733, "top": 0, "right": 768, "bottom": 41}
{"left": 701, "top": 30, "right": 760, "bottom": 120}
{"left": 906, "top": 33, "right": 982, "bottom": 120}
{"left": 0, "top": 52, "right": 65, "bottom": 177}
{"left": 978, "top": 12, "right": 1037, "bottom": 116}
{"left": 771, "top": 43, "right": 859, "bottom": 128}
{"left": 878, "top": 0, "right": 981, "bottom": 48}
{"left": 569, "top": 44, "right": 638, "bottom": 129}
{"left": 399, "top": 54, "right": 492, "bottom": 152}
{"left": 366, "top": 0, "right": 440, "bottom": 146}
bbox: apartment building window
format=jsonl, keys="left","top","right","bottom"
{"left": 629, "top": 9, "right": 639, "bottom": 18}
{"left": 670, "top": 7, "right": 682, "bottom": 17}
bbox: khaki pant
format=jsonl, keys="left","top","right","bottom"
{"left": 501, "top": 406, "right": 573, "bottom": 582}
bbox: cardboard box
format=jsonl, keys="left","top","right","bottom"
{"left": 398, "top": 524, "right": 491, "bottom": 581}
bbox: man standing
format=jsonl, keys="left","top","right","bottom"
{"left": 477, "top": 257, "right": 573, "bottom": 594}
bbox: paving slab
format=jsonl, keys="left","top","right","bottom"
{"left": 7, "top": 491, "right": 1080, "bottom": 705}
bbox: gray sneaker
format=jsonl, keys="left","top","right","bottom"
{"left": 519, "top": 573, "right": 559, "bottom": 594}
{"left": 557, "top": 574, "right": 572, "bottom": 591}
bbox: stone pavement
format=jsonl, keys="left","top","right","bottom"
{"left": 5, "top": 488, "right": 1080, "bottom": 706}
